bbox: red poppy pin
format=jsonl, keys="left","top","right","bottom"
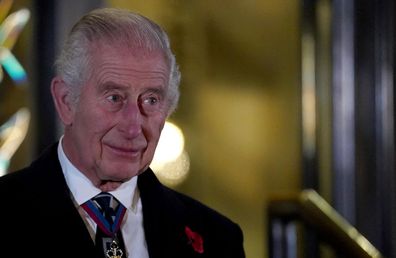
{"left": 185, "top": 226, "right": 204, "bottom": 254}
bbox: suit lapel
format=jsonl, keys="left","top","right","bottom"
{"left": 138, "top": 170, "right": 195, "bottom": 258}
{"left": 28, "top": 144, "right": 96, "bottom": 256}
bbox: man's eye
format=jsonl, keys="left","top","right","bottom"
{"left": 143, "top": 96, "right": 159, "bottom": 105}
{"left": 140, "top": 95, "right": 164, "bottom": 114}
{"left": 103, "top": 94, "right": 124, "bottom": 112}
{"left": 107, "top": 95, "right": 122, "bottom": 103}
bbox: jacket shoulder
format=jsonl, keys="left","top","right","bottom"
{"left": 0, "top": 143, "right": 62, "bottom": 197}
{"left": 164, "top": 186, "right": 245, "bottom": 257}
{"left": 168, "top": 186, "right": 239, "bottom": 227}
{"left": 138, "top": 170, "right": 245, "bottom": 257}
{"left": 0, "top": 165, "right": 36, "bottom": 195}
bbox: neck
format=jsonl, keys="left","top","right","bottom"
{"left": 97, "top": 180, "right": 123, "bottom": 192}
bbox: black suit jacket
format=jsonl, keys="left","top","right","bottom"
{"left": 0, "top": 144, "right": 245, "bottom": 258}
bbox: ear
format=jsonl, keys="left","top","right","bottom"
{"left": 51, "top": 77, "right": 75, "bottom": 125}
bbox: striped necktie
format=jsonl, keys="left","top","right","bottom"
{"left": 82, "top": 192, "right": 127, "bottom": 258}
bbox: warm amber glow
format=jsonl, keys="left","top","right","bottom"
{"left": 301, "top": 33, "right": 316, "bottom": 157}
{"left": 151, "top": 121, "right": 190, "bottom": 186}
{"left": 153, "top": 121, "right": 184, "bottom": 163}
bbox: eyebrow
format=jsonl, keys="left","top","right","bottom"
{"left": 98, "top": 82, "right": 127, "bottom": 92}
{"left": 97, "top": 81, "right": 167, "bottom": 97}
{"left": 146, "top": 85, "right": 165, "bottom": 92}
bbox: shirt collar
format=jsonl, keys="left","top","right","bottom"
{"left": 57, "top": 137, "right": 139, "bottom": 213}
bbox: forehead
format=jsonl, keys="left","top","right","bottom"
{"left": 90, "top": 42, "right": 169, "bottom": 69}
{"left": 90, "top": 41, "right": 169, "bottom": 65}
{"left": 87, "top": 43, "right": 170, "bottom": 86}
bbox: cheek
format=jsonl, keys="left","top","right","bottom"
{"left": 153, "top": 117, "right": 166, "bottom": 136}
{"left": 75, "top": 109, "right": 114, "bottom": 147}
{"left": 145, "top": 118, "right": 165, "bottom": 145}
{"left": 85, "top": 106, "right": 115, "bottom": 130}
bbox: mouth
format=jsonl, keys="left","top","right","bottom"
{"left": 104, "top": 144, "right": 144, "bottom": 159}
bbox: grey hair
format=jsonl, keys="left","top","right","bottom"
{"left": 54, "top": 8, "right": 181, "bottom": 115}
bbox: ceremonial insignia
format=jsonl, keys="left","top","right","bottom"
{"left": 106, "top": 240, "right": 124, "bottom": 258}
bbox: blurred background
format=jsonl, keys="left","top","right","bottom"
{"left": 2, "top": 0, "right": 395, "bottom": 257}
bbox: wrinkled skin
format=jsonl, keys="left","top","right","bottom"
{"left": 51, "top": 44, "right": 170, "bottom": 191}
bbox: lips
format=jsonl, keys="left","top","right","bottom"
{"left": 104, "top": 143, "right": 145, "bottom": 159}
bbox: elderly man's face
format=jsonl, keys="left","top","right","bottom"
{"left": 59, "top": 44, "right": 170, "bottom": 187}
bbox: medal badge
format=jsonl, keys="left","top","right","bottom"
{"left": 106, "top": 240, "right": 124, "bottom": 258}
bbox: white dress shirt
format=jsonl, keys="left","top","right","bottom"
{"left": 57, "top": 138, "right": 149, "bottom": 258}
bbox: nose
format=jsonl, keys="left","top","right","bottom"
{"left": 118, "top": 101, "right": 143, "bottom": 138}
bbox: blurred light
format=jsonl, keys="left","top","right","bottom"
{"left": 0, "top": 8, "right": 30, "bottom": 49}
{"left": 152, "top": 151, "right": 190, "bottom": 187}
{"left": 0, "top": 47, "right": 26, "bottom": 83}
{"left": 301, "top": 33, "right": 316, "bottom": 158}
{"left": 0, "top": 107, "right": 30, "bottom": 176}
{"left": 153, "top": 121, "right": 185, "bottom": 163}
{"left": 151, "top": 121, "right": 190, "bottom": 186}
{"left": 0, "top": 3, "right": 31, "bottom": 175}
{"left": 0, "top": 8, "right": 30, "bottom": 84}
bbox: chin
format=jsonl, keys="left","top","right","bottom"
{"left": 103, "top": 163, "right": 141, "bottom": 180}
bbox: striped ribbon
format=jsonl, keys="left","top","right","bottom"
{"left": 81, "top": 198, "right": 126, "bottom": 237}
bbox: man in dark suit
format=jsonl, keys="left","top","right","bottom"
{"left": 0, "top": 8, "right": 245, "bottom": 258}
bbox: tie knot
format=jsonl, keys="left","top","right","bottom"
{"left": 92, "top": 192, "right": 120, "bottom": 216}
